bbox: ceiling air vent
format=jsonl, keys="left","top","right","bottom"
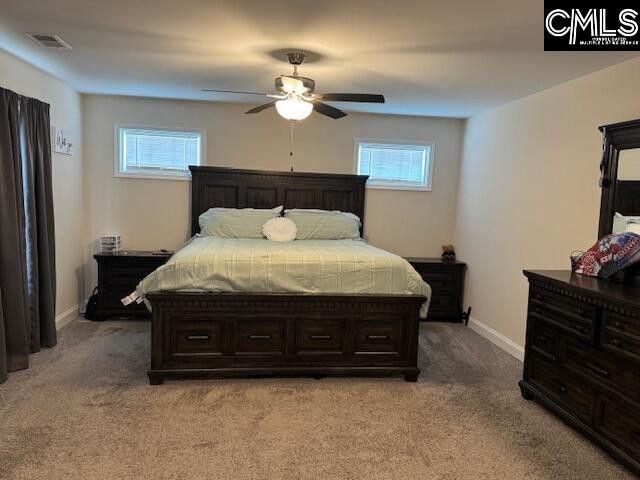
{"left": 26, "top": 33, "right": 72, "bottom": 50}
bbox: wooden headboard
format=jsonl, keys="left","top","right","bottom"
{"left": 189, "top": 166, "right": 368, "bottom": 236}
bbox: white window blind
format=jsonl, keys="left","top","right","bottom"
{"left": 116, "top": 127, "right": 202, "bottom": 179}
{"left": 356, "top": 141, "right": 432, "bottom": 190}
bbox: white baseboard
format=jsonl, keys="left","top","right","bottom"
{"left": 55, "top": 304, "right": 79, "bottom": 330}
{"left": 467, "top": 316, "right": 524, "bottom": 362}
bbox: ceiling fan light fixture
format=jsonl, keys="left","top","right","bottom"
{"left": 275, "top": 95, "right": 313, "bottom": 121}
{"left": 280, "top": 76, "right": 307, "bottom": 95}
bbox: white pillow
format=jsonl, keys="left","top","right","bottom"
{"left": 613, "top": 212, "right": 640, "bottom": 234}
{"left": 199, "top": 206, "right": 283, "bottom": 238}
{"left": 284, "top": 209, "right": 361, "bottom": 240}
{"left": 263, "top": 217, "right": 297, "bottom": 242}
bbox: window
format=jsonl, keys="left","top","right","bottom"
{"left": 115, "top": 126, "right": 204, "bottom": 180}
{"left": 356, "top": 140, "right": 433, "bottom": 191}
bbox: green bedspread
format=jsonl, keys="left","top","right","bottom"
{"left": 135, "top": 237, "right": 431, "bottom": 317}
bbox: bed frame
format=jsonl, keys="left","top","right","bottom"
{"left": 147, "top": 166, "right": 425, "bottom": 384}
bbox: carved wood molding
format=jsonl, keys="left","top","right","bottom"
{"left": 190, "top": 166, "right": 368, "bottom": 184}
{"left": 150, "top": 296, "right": 423, "bottom": 314}
{"left": 529, "top": 278, "right": 640, "bottom": 319}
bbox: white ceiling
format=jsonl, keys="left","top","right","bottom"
{"left": 0, "top": 0, "right": 637, "bottom": 118}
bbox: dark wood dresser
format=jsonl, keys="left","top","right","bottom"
{"left": 93, "top": 250, "right": 171, "bottom": 319}
{"left": 521, "top": 270, "right": 640, "bottom": 475}
{"left": 405, "top": 258, "right": 467, "bottom": 322}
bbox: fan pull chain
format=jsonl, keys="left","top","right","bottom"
{"left": 289, "top": 120, "right": 296, "bottom": 172}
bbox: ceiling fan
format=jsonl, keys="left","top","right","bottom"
{"left": 203, "top": 52, "right": 385, "bottom": 121}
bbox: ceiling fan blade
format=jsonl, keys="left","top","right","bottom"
{"left": 313, "top": 102, "right": 347, "bottom": 119}
{"left": 244, "top": 102, "right": 276, "bottom": 114}
{"left": 317, "top": 93, "right": 385, "bottom": 103}
{"left": 203, "top": 88, "right": 266, "bottom": 96}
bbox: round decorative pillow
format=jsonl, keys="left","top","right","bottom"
{"left": 263, "top": 217, "right": 297, "bottom": 242}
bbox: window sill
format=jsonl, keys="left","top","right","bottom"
{"left": 365, "top": 183, "right": 431, "bottom": 192}
{"left": 114, "top": 172, "right": 192, "bottom": 182}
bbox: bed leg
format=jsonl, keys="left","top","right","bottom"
{"left": 148, "top": 374, "right": 164, "bottom": 385}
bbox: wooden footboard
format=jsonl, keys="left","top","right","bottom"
{"left": 146, "top": 292, "right": 425, "bottom": 384}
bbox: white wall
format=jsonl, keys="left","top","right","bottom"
{"left": 0, "top": 49, "right": 85, "bottom": 328}
{"left": 82, "top": 95, "right": 463, "bottom": 297}
{"left": 454, "top": 57, "right": 640, "bottom": 354}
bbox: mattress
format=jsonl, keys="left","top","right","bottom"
{"left": 135, "top": 236, "right": 431, "bottom": 317}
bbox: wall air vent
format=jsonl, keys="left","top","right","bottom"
{"left": 26, "top": 33, "right": 72, "bottom": 50}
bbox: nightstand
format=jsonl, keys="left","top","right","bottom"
{"left": 405, "top": 257, "right": 467, "bottom": 322}
{"left": 92, "top": 250, "right": 172, "bottom": 319}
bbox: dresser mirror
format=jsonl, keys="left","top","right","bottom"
{"left": 598, "top": 119, "right": 640, "bottom": 238}
{"left": 598, "top": 119, "right": 640, "bottom": 284}
{"left": 613, "top": 148, "right": 640, "bottom": 235}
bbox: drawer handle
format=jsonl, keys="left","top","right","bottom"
{"left": 613, "top": 321, "right": 625, "bottom": 331}
{"left": 367, "top": 334, "right": 389, "bottom": 340}
{"left": 186, "top": 335, "right": 209, "bottom": 341}
{"left": 248, "top": 335, "right": 272, "bottom": 340}
{"left": 586, "top": 362, "right": 610, "bottom": 377}
{"left": 309, "top": 335, "right": 331, "bottom": 340}
{"left": 552, "top": 379, "right": 567, "bottom": 393}
{"left": 537, "top": 334, "right": 549, "bottom": 343}
{"left": 574, "top": 323, "right": 585, "bottom": 333}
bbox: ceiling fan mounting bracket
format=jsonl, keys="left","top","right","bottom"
{"left": 287, "top": 52, "right": 306, "bottom": 66}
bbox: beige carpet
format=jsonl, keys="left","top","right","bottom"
{"left": 0, "top": 319, "right": 634, "bottom": 480}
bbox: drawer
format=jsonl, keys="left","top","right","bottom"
{"left": 596, "top": 396, "right": 640, "bottom": 458}
{"left": 170, "top": 316, "right": 225, "bottom": 358}
{"left": 425, "top": 281, "right": 457, "bottom": 292}
{"left": 354, "top": 319, "right": 402, "bottom": 355}
{"left": 295, "top": 317, "right": 346, "bottom": 354}
{"left": 99, "top": 284, "right": 137, "bottom": 298}
{"left": 103, "top": 266, "right": 158, "bottom": 286}
{"left": 564, "top": 338, "right": 640, "bottom": 404}
{"left": 233, "top": 318, "right": 285, "bottom": 355}
{"left": 602, "top": 329, "right": 640, "bottom": 364}
{"left": 429, "top": 293, "right": 457, "bottom": 312}
{"left": 107, "top": 263, "right": 159, "bottom": 274}
{"left": 420, "top": 276, "right": 458, "bottom": 292}
{"left": 413, "top": 268, "right": 456, "bottom": 283}
{"left": 529, "top": 289, "right": 595, "bottom": 341}
{"left": 530, "top": 320, "right": 559, "bottom": 362}
{"left": 529, "top": 360, "right": 595, "bottom": 421}
{"left": 104, "top": 256, "right": 167, "bottom": 268}
{"left": 603, "top": 310, "right": 640, "bottom": 341}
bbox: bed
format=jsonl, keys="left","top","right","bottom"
{"left": 142, "top": 166, "right": 428, "bottom": 384}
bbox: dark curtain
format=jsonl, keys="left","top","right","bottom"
{"left": 0, "top": 88, "right": 56, "bottom": 383}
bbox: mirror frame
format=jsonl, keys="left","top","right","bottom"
{"left": 598, "top": 119, "right": 640, "bottom": 238}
